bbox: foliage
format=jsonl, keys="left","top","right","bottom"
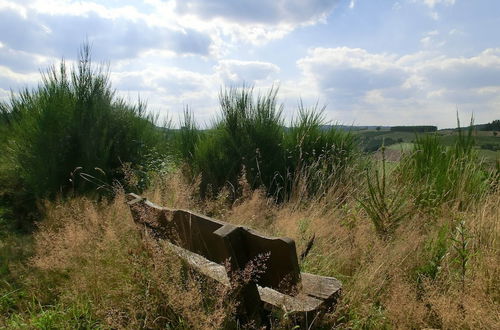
{"left": 180, "top": 88, "right": 358, "bottom": 202}
{"left": 359, "top": 147, "right": 409, "bottom": 238}
{"left": 480, "top": 119, "right": 500, "bottom": 131}
{"left": 0, "top": 45, "right": 167, "bottom": 206}
{"left": 399, "top": 118, "right": 489, "bottom": 209}
{"left": 390, "top": 125, "right": 437, "bottom": 133}
{"left": 283, "top": 102, "right": 358, "bottom": 202}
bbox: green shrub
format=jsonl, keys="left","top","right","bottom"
{"left": 0, "top": 45, "right": 167, "bottom": 205}
{"left": 191, "top": 86, "right": 286, "bottom": 198}
{"left": 283, "top": 103, "right": 358, "bottom": 201}
{"left": 180, "top": 87, "right": 358, "bottom": 201}
{"left": 359, "top": 148, "right": 409, "bottom": 238}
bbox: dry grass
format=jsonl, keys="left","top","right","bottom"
{"left": 27, "top": 191, "right": 235, "bottom": 329}
{"left": 217, "top": 174, "right": 499, "bottom": 328}
{"left": 5, "top": 170, "right": 499, "bottom": 329}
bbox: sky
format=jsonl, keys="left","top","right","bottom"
{"left": 0, "top": 0, "right": 499, "bottom": 128}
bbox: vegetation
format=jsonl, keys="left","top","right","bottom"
{"left": 359, "top": 147, "right": 409, "bottom": 238}
{"left": 399, "top": 120, "right": 489, "bottom": 209}
{"left": 0, "top": 46, "right": 167, "bottom": 227}
{"left": 0, "top": 47, "right": 499, "bottom": 328}
{"left": 390, "top": 125, "right": 437, "bottom": 132}
{"left": 480, "top": 119, "right": 500, "bottom": 131}
{"left": 183, "top": 88, "right": 358, "bottom": 202}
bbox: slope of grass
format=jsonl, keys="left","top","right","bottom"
{"left": 1, "top": 46, "right": 498, "bottom": 329}
{"left": 398, "top": 124, "right": 490, "bottom": 210}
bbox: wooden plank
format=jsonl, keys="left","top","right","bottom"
{"left": 170, "top": 210, "right": 226, "bottom": 262}
{"left": 301, "top": 272, "right": 342, "bottom": 301}
{"left": 242, "top": 228, "right": 301, "bottom": 294}
{"left": 258, "top": 287, "right": 323, "bottom": 313}
{"left": 160, "top": 239, "right": 229, "bottom": 285}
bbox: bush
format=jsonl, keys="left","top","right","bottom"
{"left": 0, "top": 45, "right": 167, "bottom": 205}
{"left": 179, "top": 87, "right": 358, "bottom": 202}
{"left": 480, "top": 143, "right": 500, "bottom": 151}
{"left": 480, "top": 119, "right": 500, "bottom": 131}
{"left": 283, "top": 102, "right": 358, "bottom": 201}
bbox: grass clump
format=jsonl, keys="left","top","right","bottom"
{"left": 1, "top": 189, "right": 235, "bottom": 329}
{"left": 400, "top": 119, "right": 489, "bottom": 209}
{"left": 192, "top": 86, "right": 286, "bottom": 199}
{"left": 284, "top": 102, "right": 359, "bottom": 203}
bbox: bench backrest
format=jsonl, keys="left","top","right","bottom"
{"left": 127, "top": 193, "right": 301, "bottom": 293}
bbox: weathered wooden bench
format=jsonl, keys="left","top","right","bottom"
{"left": 126, "top": 193, "right": 341, "bottom": 326}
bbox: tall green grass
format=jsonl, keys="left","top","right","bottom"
{"left": 284, "top": 102, "right": 358, "bottom": 202}
{"left": 399, "top": 118, "right": 489, "bottom": 209}
{"left": 192, "top": 86, "right": 286, "bottom": 198}
{"left": 178, "top": 87, "right": 358, "bottom": 201}
{"left": 0, "top": 45, "right": 167, "bottom": 209}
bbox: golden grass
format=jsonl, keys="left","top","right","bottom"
{"left": 28, "top": 192, "right": 235, "bottom": 329}
{"left": 6, "top": 171, "right": 499, "bottom": 329}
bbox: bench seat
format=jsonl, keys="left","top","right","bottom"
{"left": 158, "top": 238, "right": 341, "bottom": 314}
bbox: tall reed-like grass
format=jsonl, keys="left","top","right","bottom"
{"left": 193, "top": 86, "right": 286, "bottom": 198}
{"left": 359, "top": 147, "right": 410, "bottom": 238}
{"left": 0, "top": 45, "right": 167, "bottom": 207}
{"left": 284, "top": 102, "right": 358, "bottom": 203}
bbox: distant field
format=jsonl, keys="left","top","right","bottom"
{"left": 386, "top": 142, "right": 414, "bottom": 152}
{"left": 357, "top": 128, "right": 499, "bottom": 164}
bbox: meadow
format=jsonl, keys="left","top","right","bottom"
{"left": 0, "top": 49, "right": 499, "bottom": 329}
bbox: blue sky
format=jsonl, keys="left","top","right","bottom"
{"left": 0, "top": 0, "right": 499, "bottom": 127}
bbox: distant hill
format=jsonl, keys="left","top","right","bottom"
{"left": 319, "top": 125, "right": 391, "bottom": 131}
{"left": 441, "top": 119, "right": 499, "bottom": 131}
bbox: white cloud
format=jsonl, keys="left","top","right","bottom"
{"left": 215, "top": 60, "right": 280, "bottom": 85}
{"left": 0, "top": 65, "right": 39, "bottom": 90}
{"left": 419, "top": 49, "right": 500, "bottom": 89}
{"left": 297, "top": 47, "right": 407, "bottom": 106}
{"left": 421, "top": 0, "right": 456, "bottom": 8}
{"left": 171, "top": 0, "right": 340, "bottom": 46}
{"left": 411, "top": 0, "right": 456, "bottom": 9}
{"left": 0, "top": 0, "right": 214, "bottom": 62}
{"left": 293, "top": 47, "right": 500, "bottom": 126}
{"left": 420, "top": 30, "right": 446, "bottom": 48}
{"left": 174, "top": 0, "right": 338, "bottom": 26}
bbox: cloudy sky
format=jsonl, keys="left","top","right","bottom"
{"left": 1, "top": 0, "right": 499, "bottom": 128}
